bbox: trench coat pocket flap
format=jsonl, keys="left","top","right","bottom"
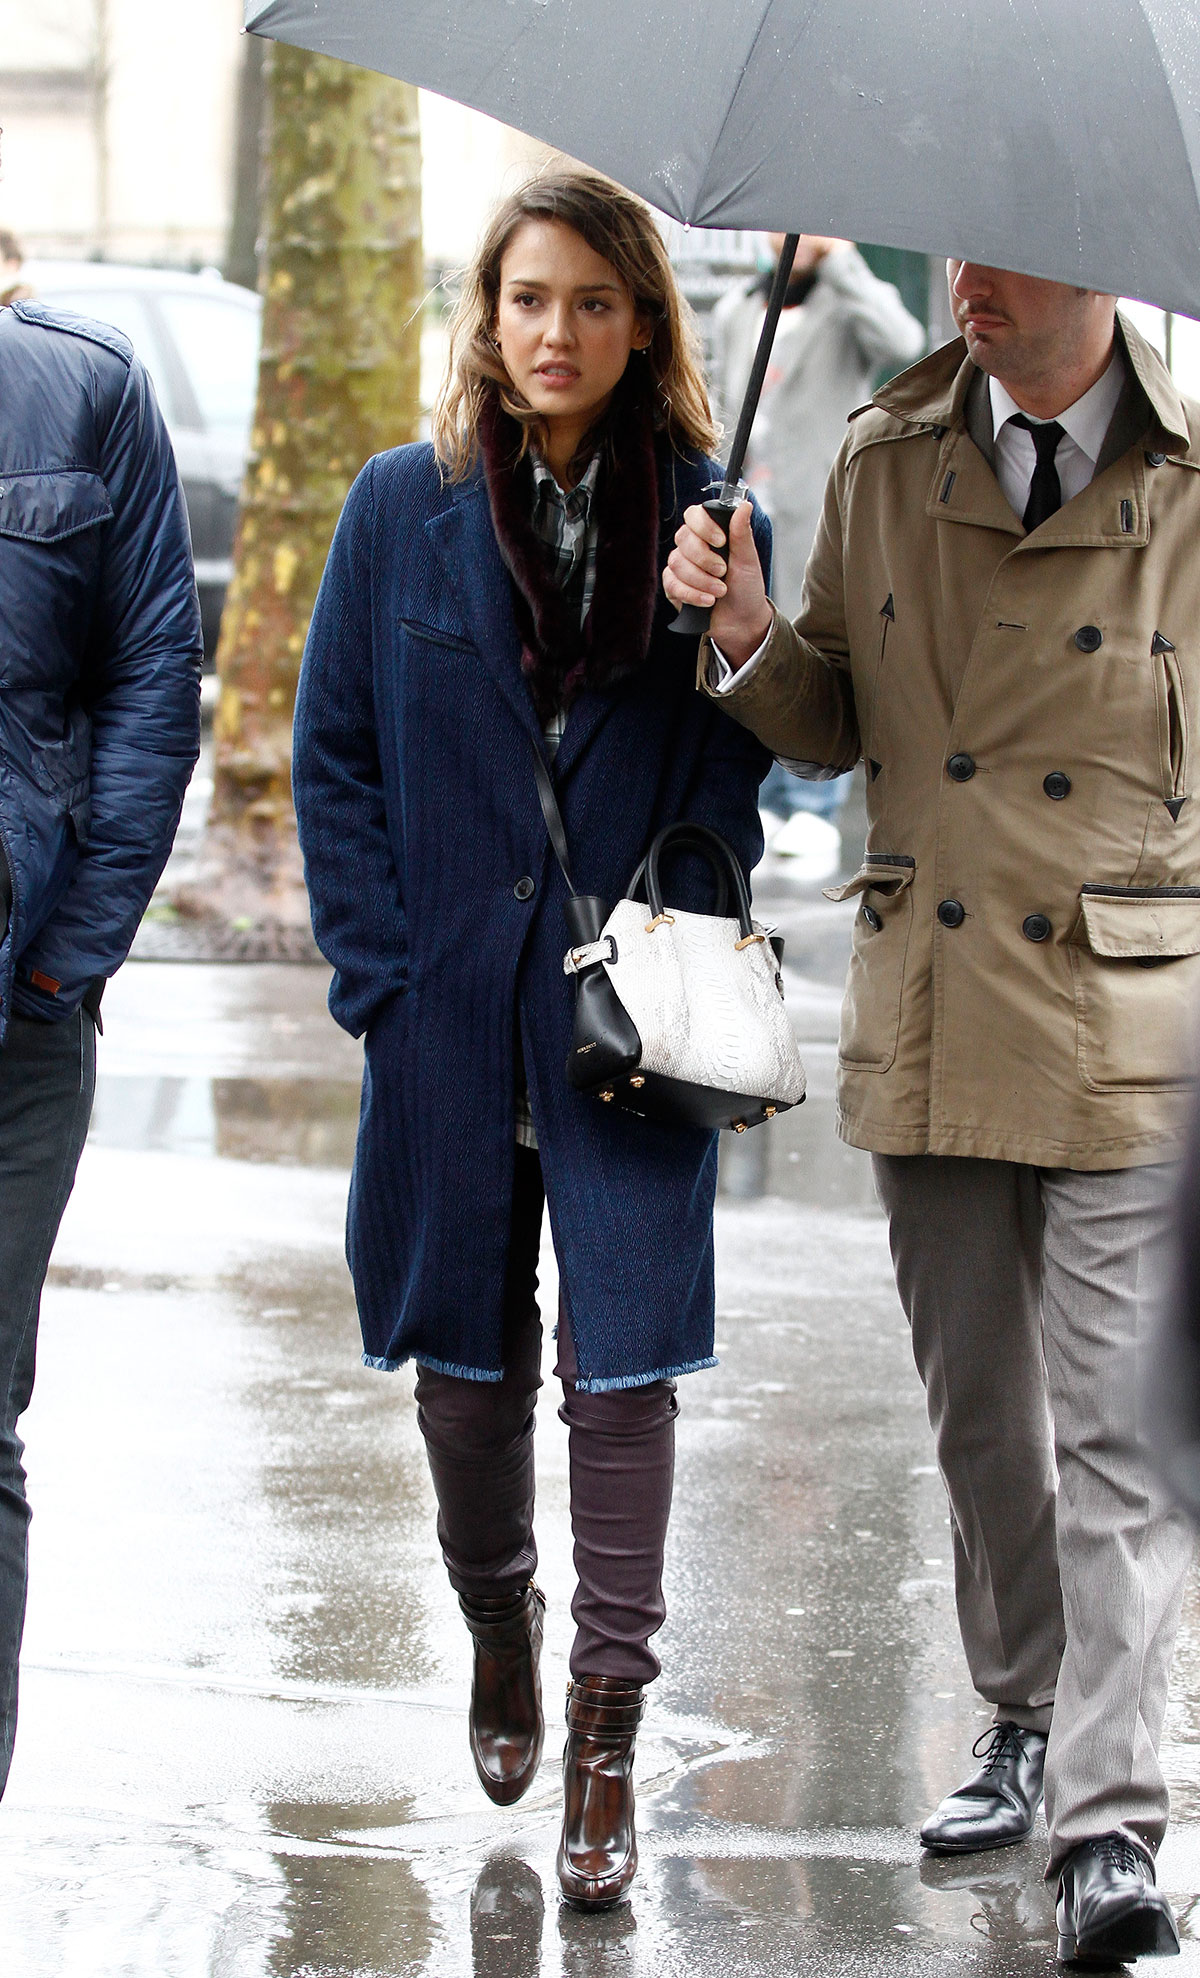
{"left": 0, "top": 470, "right": 113, "bottom": 542}
{"left": 1077, "top": 886, "right": 1200, "bottom": 959}
{"left": 824, "top": 855, "right": 915, "bottom": 903}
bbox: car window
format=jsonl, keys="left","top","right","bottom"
{"left": 38, "top": 288, "right": 179, "bottom": 423}
{"left": 156, "top": 291, "right": 260, "bottom": 443}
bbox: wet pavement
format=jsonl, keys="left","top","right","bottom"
{"left": 3, "top": 795, "right": 1200, "bottom": 1975}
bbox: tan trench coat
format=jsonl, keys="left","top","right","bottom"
{"left": 705, "top": 317, "right": 1200, "bottom": 1168}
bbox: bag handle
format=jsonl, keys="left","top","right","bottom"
{"left": 642, "top": 822, "right": 753, "bottom": 937}
{"left": 625, "top": 829, "right": 730, "bottom": 918}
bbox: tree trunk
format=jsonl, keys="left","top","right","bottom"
{"left": 177, "top": 45, "right": 422, "bottom": 951}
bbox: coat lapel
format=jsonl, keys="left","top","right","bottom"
{"left": 424, "top": 479, "right": 542, "bottom": 746}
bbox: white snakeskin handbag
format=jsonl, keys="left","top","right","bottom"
{"left": 532, "top": 745, "right": 805, "bottom": 1132}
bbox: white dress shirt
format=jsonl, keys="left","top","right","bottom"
{"left": 711, "top": 344, "right": 1128, "bottom": 701}
{"left": 989, "top": 352, "right": 1124, "bottom": 521}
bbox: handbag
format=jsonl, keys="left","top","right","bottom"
{"left": 530, "top": 743, "right": 806, "bottom": 1132}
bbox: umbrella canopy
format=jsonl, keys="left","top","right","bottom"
{"left": 245, "top": 0, "right": 1200, "bottom": 316}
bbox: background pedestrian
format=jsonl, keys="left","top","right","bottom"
{"left": 0, "top": 290, "right": 201, "bottom": 1796}
{"left": 709, "top": 233, "right": 922, "bottom": 878}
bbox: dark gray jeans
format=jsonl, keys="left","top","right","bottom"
{"left": 0, "top": 1010, "right": 96, "bottom": 1796}
{"left": 415, "top": 1147, "right": 677, "bottom": 1685}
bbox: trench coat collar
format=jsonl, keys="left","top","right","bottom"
{"left": 873, "top": 312, "right": 1192, "bottom": 457}
{"left": 422, "top": 467, "right": 628, "bottom": 778}
{"left": 870, "top": 314, "right": 1195, "bottom": 548}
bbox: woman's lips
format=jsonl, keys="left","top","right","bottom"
{"left": 534, "top": 365, "right": 580, "bottom": 385}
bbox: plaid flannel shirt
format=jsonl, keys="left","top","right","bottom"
{"left": 515, "top": 451, "right": 600, "bottom": 1150}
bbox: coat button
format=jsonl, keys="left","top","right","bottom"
{"left": 937, "top": 899, "right": 965, "bottom": 929}
{"left": 1146, "top": 450, "right": 1167, "bottom": 467}
{"left": 514, "top": 876, "right": 536, "bottom": 901}
{"left": 1023, "top": 913, "right": 1052, "bottom": 942}
{"left": 863, "top": 904, "right": 882, "bottom": 931}
{"left": 947, "top": 752, "right": 976, "bottom": 782}
{"left": 1043, "top": 771, "right": 1072, "bottom": 800}
{"left": 1074, "top": 625, "right": 1103, "bottom": 652}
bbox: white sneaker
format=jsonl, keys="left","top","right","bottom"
{"left": 769, "top": 810, "right": 842, "bottom": 883}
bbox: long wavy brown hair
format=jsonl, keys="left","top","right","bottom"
{"left": 431, "top": 163, "right": 717, "bottom": 481}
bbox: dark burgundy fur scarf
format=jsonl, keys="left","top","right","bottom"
{"left": 478, "top": 368, "right": 661, "bottom": 723}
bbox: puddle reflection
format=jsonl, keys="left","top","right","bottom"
{"left": 90, "top": 1074, "right": 361, "bottom": 1167}
{"left": 88, "top": 1071, "right": 879, "bottom": 1212}
{"left": 719, "top": 1091, "right": 876, "bottom": 1210}
{"left": 471, "top": 1856, "right": 545, "bottom": 1978}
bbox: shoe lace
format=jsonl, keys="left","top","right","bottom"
{"left": 971, "top": 1724, "right": 1025, "bottom": 1774}
{"left": 1093, "top": 1835, "right": 1148, "bottom": 1878}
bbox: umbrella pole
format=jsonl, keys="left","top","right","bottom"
{"left": 670, "top": 233, "right": 800, "bottom": 637}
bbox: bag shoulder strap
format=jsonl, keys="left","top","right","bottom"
{"left": 529, "top": 733, "right": 576, "bottom": 895}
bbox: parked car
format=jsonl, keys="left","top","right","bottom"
{"left": 23, "top": 261, "right": 261, "bottom": 665}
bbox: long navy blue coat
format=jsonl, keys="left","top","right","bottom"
{"left": 294, "top": 438, "right": 771, "bottom": 1391}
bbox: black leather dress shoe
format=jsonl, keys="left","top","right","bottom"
{"left": 920, "top": 1721, "right": 1048, "bottom": 1853}
{"left": 1056, "top": 1834, "right": 1180, "bottom": 1965}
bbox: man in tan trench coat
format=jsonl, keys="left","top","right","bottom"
{"left": 666, "top": 262, "right": 1197, "bottom": 1965}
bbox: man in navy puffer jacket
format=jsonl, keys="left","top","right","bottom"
{"left": 0, "top": 298, "right": 201, "bottom": 1792}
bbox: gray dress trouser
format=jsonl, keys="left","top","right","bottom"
{"left": 0, "top": 1010, "right": 96, "bottom": 1796}
{"left": 873, "top": 1153, "right": 1194, "bottom": 1878}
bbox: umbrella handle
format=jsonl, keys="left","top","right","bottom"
{"left": 669, "top": 232, "right": 800, "bottom": 640}
{"left": 668, "top": 497, "right": 740, "bottom": 636}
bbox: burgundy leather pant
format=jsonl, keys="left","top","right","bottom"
{"left": 415, "top": 1148, "right": 677, "bottom": 1684}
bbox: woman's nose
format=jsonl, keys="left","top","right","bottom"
{"left": 543, "top": 304, "right": 575, "bottom": 346}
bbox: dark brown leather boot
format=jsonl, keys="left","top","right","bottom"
{"left": 460, "top": 1582, "right": 546, "bottom": 1805}
{"left": 556, "top": 1675, "right": 645, "bottom": 1908}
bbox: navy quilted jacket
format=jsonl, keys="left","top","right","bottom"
{"left": 0, "top": 302, "right": 202, "bottom": 1026}
{"left": 294, "top": 438, "right": 772, "bottom": 1390}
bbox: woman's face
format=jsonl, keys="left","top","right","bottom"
{"left": 494, "top": 218, "right": 651, "bottom": 451}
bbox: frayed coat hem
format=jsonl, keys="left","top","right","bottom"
{"left": 576, "top": 1355, "right": 719, "bottom": 1393}
{"left": 359, "top": 1349, "right": 720, "bottom": 1388}
{"left": 361, "top": 1350, "right": 503, "bottom": 1380}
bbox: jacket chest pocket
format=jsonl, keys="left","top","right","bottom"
{"left": 0, "top": 470, "right": 113, "bottom": 690}
{"left": 1070, "top": 886, "right": 1200, "bottom": 1089}
{"left": 0, "top": 470, "right": 113, "bottom": 544}
{"left": 825, "top": 855, "right": 915, "bottom": 1072}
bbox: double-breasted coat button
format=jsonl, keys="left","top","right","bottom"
{"left": 1043, "top": 771, "right": 1072, "bottom": 800}
{"left": 863, "top": 904, "right": 882, "bottom": 931}
{"left": 947, "top": 753, "right": 976, "bottom": 782}
{"left": 514, "top": 875, "right": 536, "bottom": 901}
{"left": 937, "top": 899, "right": 966, "bottom": 929}
{"left": 1023, "top": 913, "right": 1052, "bottom": 942}
{"left": 1074, "top": 625, "right": 1103, "bottom": 652}
{"left": 1146, "top": 450, "right": 1167, "bottom": 467}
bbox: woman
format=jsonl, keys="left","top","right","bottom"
{"left": 293, "top": 165, "right": 770, "bottom": 1908}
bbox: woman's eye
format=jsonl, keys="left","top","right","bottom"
{"left": 581, "top": 298, "right": 609, "bottom": 313}
{"left": 514, "top": 293, "right": 540, "bottom": 308}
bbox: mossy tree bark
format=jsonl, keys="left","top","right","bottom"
{"left": 178, "top": 45, "right": 421, "bottom": 947}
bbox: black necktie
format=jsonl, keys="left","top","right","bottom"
{"left": 1008, "top": 414, "right": 1066, "bottom": 531}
